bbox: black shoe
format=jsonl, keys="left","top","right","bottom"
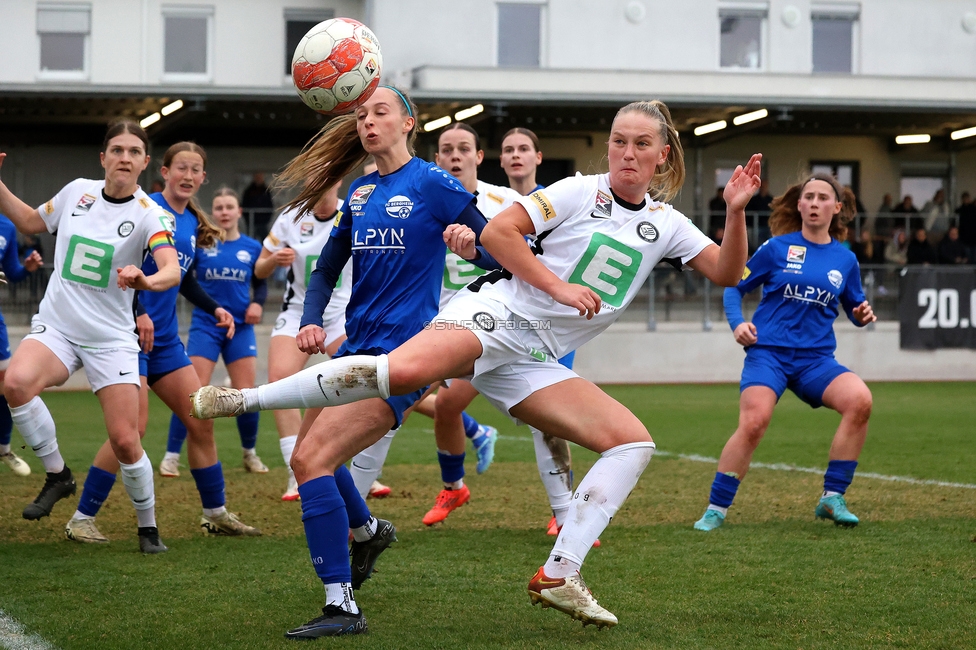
{"left": 350, "top": 519, "right": 397, "bottom": 590}
{"left": 23, "top": 467, "right": 76, "bottom": 520}
{"left": 284, "top": 605, "right": 367, "bottom": 639}
{"left": 138, "top": 526, "right": 168, "bottom": 554}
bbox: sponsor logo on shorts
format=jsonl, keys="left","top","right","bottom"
{"left": 787, "top": 245, "right": 806, "bottom": 264}
{"left": 274, "top": 317, "right": 286, "bottom": 330}
{"left": 472, "top": 312, "right": 496, "bottom": 332}
{"left": 385, "top": 195, "right": 414, "bottom": 219}
{"left": 529, "top": 191, "right": 556, "bottom": 222}
{"left": 71, "top": 193, "right": 97, "bottom": 216}
{"left": 236, "top": 250, "right": 252, "bottom": 264}
{"left": 636, "top": 222, "right": 659, "bottom": 243}
{"left": 349, "top": 184, "right": 375, "bottom": 206}
{"left": 827, "top": 269, "right": 843, "bottom": 288}
{"left": 118, "top": 221, "right": 135, "bottom": 237}
{"left": 593, "top": 190, "right": 612, "bottom": 218}
{"left": 30, "top": 323, "right": 46, "bottom": 334}
{"left": 300, "top": 222, "right": 314, "bottom": 242}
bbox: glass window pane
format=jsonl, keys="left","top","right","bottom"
{"left": 498, "top": 3, "right": 541, "bottom": 68}
{"left": 40, "top": 33, "right": 84, "bottom": 71}
{"left": 165, "top": 16, "right": 208, "bottom": 74}
{"left": 720, "top": 15, "right": 761, "bottom": 69}
{"left": 286, "top": 17, "right": 333, "bottom": 75}
{"left": 812, "top": 17, "right": 852, "bottom": 73}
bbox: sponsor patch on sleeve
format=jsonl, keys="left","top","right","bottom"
{"left": 266, "top": 232, "right": 280, "bottom": 246}
{"left": 486, "top": 192, "right": 504, "bottom": 204}
{"left": 139, "top": 198, "right": 150, "bottom": 209}
{"left": 741, "top": 266, "right": 751, "bottom": 281}
{"left": 529, "top": 191, "right": 556, "bottom": 222}
{"left": 148, "top": 231, "right": 175, "bottom": 252}
{"left": 43, "top": 200, "right": 54, "bottom": 215}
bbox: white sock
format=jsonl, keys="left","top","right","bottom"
{"left": 0, "top": 443, "right": 10, "bottom": 455}
{"left": 249, "top": 355, "right": 390, "bottom": 411}
{"left": 202, "top": 505, "right": 227, "bottom": 518}
{"left": 243, "top": 447, "right": 256, "bottom": 455}
{"left": 119, "top": 451, "right": 156, "bottom": 528}
{"left": 324, "top": 582, "right": 359, "bottom": 614}
{"left": 71, "top": 510, "right": 94, "bottom": 521}
{"left": 163, "top": 451, "right": 180, "bottom": 462}
{"left": 10, "top": 397, "right": 64, "bottom": 473}
{"left": 445, "top": 479, "right": 464, "bottom": 490}
{"left": 279, "top": 435, "right": 297, "bottom": 479}
{"left": 351, "top": 516, "right": 377, "bottom": 543}
{"left": 707, "top": 505, "right": 729, "bottom": 516}
{"left": 350, "top": 430, "right": 396, "bottom": 499}
{"left": 531, "top": 427, "right": 573, "bottom": 527}
{"left": 549, "top": 441, "right": 656, "bottom": 569}
{"left": 542, "top": 555, "right": 581, "bottom": 580}
{"left": 822, "top": 490, "right": 841, "bottom": 498}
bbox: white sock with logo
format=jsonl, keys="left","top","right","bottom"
{"left": 119, "top": 451, "right": 156, "bottom": 528}
{"left": 324, "top": 582, "right": 359, "bottom": 614}
{"left": 279, "top": 435, "right": 297, "bottom": 478}
{"left": 350, "top": 430, "right": 396, "bottom": 499}
{"left": 10, "top": 397, "right": 64, "bottom": 473}
{"left": 246, "top": 355, "right": 390, "bottom": 411}
{"left": 531, "top": 427, "right": 573, "bottom": 527}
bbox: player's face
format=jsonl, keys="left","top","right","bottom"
{"left": 100, "top": 133, "right": 149, "bottom": 192}
{"left": 798, "top": 180, "right": 841, "bottom": 230}
{"left": 212, "top": 195, "right": 242, "bottom": 231}
{"left": 161, "top": 151, "right": 206, "bottom": 203}
{"left": 355, "top": 88, "right": 414, "bottom": 154}
{"left": 607, "top": 113, "right": 669, "bottom": 201}
{"left": 436, "top": 130, "right": 483, "bottom": 187}
{"left": 500, "top": 134, "right": 542, "bottom": 183}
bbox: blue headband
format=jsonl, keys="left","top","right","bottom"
{"left": 380, "top": 85, "right": 413, "bottom": 118}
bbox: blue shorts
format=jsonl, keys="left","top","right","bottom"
{"left": 139, "top": 339, "right": 192, "bottom": 384}
{"left": 557, "top": 351, "right": 575, "bottom": 370}
{"left": 0, "top": 318, "right": 9, "bottom": 361}
{"left": 187, "top": 319, "right": 257, "bottom": 364}
{"left": 337, "top": 347, "right": 426, "bottom": 430}
{"left": 740, "top": 346, "right": 850, "bottom": 408}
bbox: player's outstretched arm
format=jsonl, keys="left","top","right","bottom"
{"left": 0, "top": 153, "right": 49, "bottom": 235}
{"left": 118, "top": 246, "right": 180, "bottom": 292}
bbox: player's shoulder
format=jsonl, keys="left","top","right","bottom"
{"left": 419, "top": 160, "right": 466, "bottom": 192}
{"left": 240, "top": 234, "right": 263, "bottom": 251}
{"left": 477, "top": 180, "right": 520, "bottom": 206}
{"left": 133, "top": 189, "right": 171, "bottom": 221}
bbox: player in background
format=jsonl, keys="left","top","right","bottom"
{"left": 165, "top": 187, "right": 269, "bottom": 475}
{"left": 0, "top": 215, "right": 43, "bottom": 477}
{"left": 65, "top": 142, "right": 260, "bottom": 545}
{"left": 694, "top": 174, "right": 875, "bottom": 532}
{"left": 192, "top": 101, "right": 760, "bottom": 628}
{"left": 0, "top": 118, "right": 180, "bottom": 553}
{"left": 255, "top": 181, "right": 351, "bottom": 501}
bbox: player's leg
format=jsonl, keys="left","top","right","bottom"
{"left": 268, "top": 334, "right": 310, "bottom": 500}
{"left": 164, "top": 319, "right": 220, "bottom": 465}
{"left": 226, "top": 352, "right": 265, "bottom": 474}
{"left": 423, "top": 379, "right": 481, "bottom": 525}
{"left": 0, "top": 371, "right": 30, "bottom": 477}
{"left": 536, "top": 351, "right": 576, "bottom": 536}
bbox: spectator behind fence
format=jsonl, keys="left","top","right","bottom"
{"left": 922, "top": 189, "right": 950, "bottom": 242}
{"left": 708, "top": 187, "right": 726, "bottom": 219}
{"left": 906, "top": 227, "right": 937, "bottom": 265}
{"left": 745, "top": 179, "right": 773, "bottom": 243}
{"left": 937, "top": 226, "right": 969, "bottom": 264}
{"left": 956, "top": 191, "right": 976, "bottom": 260}
{"left": 850, "top": 228, "right": 873, "bottom": 265}
{"left": 873, "top": 193, "right": 894, "bottom": 238}
{"left": 892, "top": 194, "right": 921, "bottom": 232}
{"left": 242, "top": 172, "right": 275, "bottom": 239}
{"left": 884, "top": 228, "right": 908, "bottom": 266}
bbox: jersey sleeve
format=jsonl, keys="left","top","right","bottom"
{"left": 663, "top": 208, "right": 715, "bottom": 264}
{"left": 0, "top": 223, "right": 28, "bottom": 283}
{"left": 736, "top": 240, "right": 774, "bottom": 295}
{"left": 141, "top": 208, "right": 176, "bottom": 254}
{"left": 263, "top": 210, "right": 290, "bottom": 252}
{"left": 840, "top": 256, "right": 868, "bottom": 326}
{"left": 420, "top": 165, "right": 477, "bottom": 226}
{"left": 516, "top": 175, "right": 589, "bottom": 236}
{"left": 37, "top": 178, "right": 86, "bottom": 234}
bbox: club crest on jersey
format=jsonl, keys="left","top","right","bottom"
{"left": 349, "top": 184, "right": 375, "bottom": 207}
{"left": 827, "top": 269, "right": 843, "bottom": 288}
{"left": 204, "top": 246, "right": 219, "bottom": 257}
{"left": 118, "top": 221, "right": 135, "bottom": 237}
{"left": 300, "top": 222, "right": 315, "bottom": 242}
{"left": 636, "top": 222, "right": 659, "bottom": 243}
{"left": 592, "top": 190, "right": 612, "bottom": 218}
{"left": 385, "top": 195, "right": 414, "bottom": 219}
{"left": 236, "top": 250, "right": 252, "bottom": 264}
{"left": 787, "top": 245, "right": 806, "bottom": 264}
{"left": 472, "top": 312, "right": 496, "bottom": 332}
{"left": 71, "top": 194, "right": 97, "bottom": 216}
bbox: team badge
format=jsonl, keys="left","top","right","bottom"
{"left": 636, "top": 222, "right": 659, "bottom": 243}
{"left": 274, "top": 317, "right": 286, "bottom": 331}
{"left": 787, "top": 245, "right": 806, "bottom": 264}
{"left": 236, "top": 250, "right": 252, "bottom": 264}
{"left": 349, "top": 184, "right": 375, "bottom": 206}
{"left": 529, "top": 191, "right": 556, "bottom": 222}
{"left": 118, "top": 221, "right": 135, "bottom": 237}
{"left": 827, "top": 270, "right": 843, "bottom": 288}
{"left": 43, "top": 200, "right": 54, "bottom": 215}
{"left": 592, "top": 190, "right": 612, "bottom": 218}
{"left": 472, "top": 312, "right": 496, "bottom": 332}
{"left": 385, "top": 195, "right": 414, "bottom": 219}
{"left": 71, "top": 194, "right": 97, "bottom": 216}
{"left": 300, "top": 222, "right": 315, "bottom": 242}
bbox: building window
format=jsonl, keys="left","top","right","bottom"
{"left": 37, "top": 3, "right": 90, "bottom": 78}
{"left": 812, "top": 4, "right": 859, "bottom": 73}
{"left": 284, "top": 9, "right": 335, "bottom": 75}
{"left": 810, "top": 160, "right": 860, "bottom": 197}
{"left": 498, "top": 3, "right": 543, "bottom": 68}
{"left": 163, "top": 6, "right": 212, "bottom": 80}
{"left": 719, "top": 5, "right": 767, "bottom": 70}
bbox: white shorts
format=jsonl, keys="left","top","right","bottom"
{"left": 434, "top": 292, "right": 577, "bottom": 424}
{"left": 24, "top": 316, "right": 140, "bottom": 392}
{"left": 271, "top": 306, "right": 346, "bottom": 346}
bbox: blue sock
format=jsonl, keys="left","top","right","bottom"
{"left": 299, "top": 475, "right": 352, "bottom": 584}
{"left": 823, "top": 460, "right": 858, "bottom": 494}
{"left": 461, "top": 412, "right": 480, "bottom": 440}
{"left": 236, "top": 412, "right": 260, "bottom": 450}
{"left": 708, "top": 472, "right": 741, "bottom": 508}
{"left": 437, "top": 451, "right": 465, "bottom": 484}
{"left": 0, "top": 395, "right": 12, "bottom": 447}
{"left": 167, "top": 413, "right": 188, "bottom": 455}
{"left": 334, "top": 464, "right": 371, "bottom": 528}
{"left": 190, "top": 462, "right": 227, "bottom": 509}
{"left": 77, "top": 466, "right": 117, "bottom": 517}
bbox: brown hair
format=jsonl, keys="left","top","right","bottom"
{"left": 160, "top": 142, "right": 222, "bottom": 248}
{"left": 102, "top": 117, "right": 149, "bottom": 153}
{"left": 212, "top": 186, "right": 241, "bottom": 204}
{"left": 440, "top": 122, "right": 481, "bottom": 151}
{"left": 501, "top": 127, "right": 540, "bottom": 153}
{"left": 276, "top": 86, "right": 418, "bottom": 218}
{"left": 768, "top": 173, "right": 856, "bottom": 241}
{"left": 612, "top": 100, "right": 685, "bottom": 203}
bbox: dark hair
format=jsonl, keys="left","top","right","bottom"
{"left": 160, "top": 141, "right": 222, "bottom": 248}
{"left": 103, "top": 117, "right": 149, "bottom": 153}
{"left": 501, "top": 127, "right": 540, "bottom": 153}
{"left": 440, "top": 122, "right": 481, "bottom": 151}
{"left": 612, "top": 100, "right": 685, "bottom": 202}
{"left": 769, "top": 173, "right": 856, "bottom": 241}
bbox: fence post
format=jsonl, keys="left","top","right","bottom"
{"left": 646, "top": 271, "right": 657, "bottom": 332}
{"left": 702, "top": 277, "right": 713, "bottom": 331}
{"left": 864, "top": 268, "right": 876, "bottom": 331}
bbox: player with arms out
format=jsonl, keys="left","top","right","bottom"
{"left": 694, "top": 174, "right": 875, "bottom": 532}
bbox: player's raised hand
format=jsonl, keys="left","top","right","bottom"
{"left": 296, "top": 324, "right": 327, "bottom": 355}
{"left": 724, "top": 154, "right": 763, "bottom": 213}
{"left": 117, "top": 265, "right": 148, "bottom": 290}
{"left": 443, "top": 224, "right": 477, "bottom": 260}
{"left": 733, "top": 321, "right": 758, "bottom": 346}
{"left": 551, "top": 282, "right": 602, "bottom": 320}
{"left": 852, "top": 301, "right": 876, "bottom": 325}
{"left": 23, "top": 250, "right": 42, "bottom": 272}
{"left": 214, "top": 307, "right": 236, "bottom": 339}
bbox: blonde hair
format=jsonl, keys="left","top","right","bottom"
{"left": 613, "top": 100, "right": 685, "bottom": 203}
{"left": 160, "top": 142, "right": 223, "bottom": 248}
{"left": 768, "top": 173, "right": 856, "bottom": 241}
{"left": 276, "top": 87, "right": 418, "bottom": 218}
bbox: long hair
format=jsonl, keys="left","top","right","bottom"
{"left": 103, "top": 117, "right": 149, "bottom": 153}
{"left": 276, "top": 86, "right": 419, "bottom": 218}
{"left": 160, "top": 142, "right": 223, "bottom": 248}
{"left": 768, "top": 173, "right": 856, "bottom": 241}
{"left": 612, "top": 100, "right": 685, "bottom": 203}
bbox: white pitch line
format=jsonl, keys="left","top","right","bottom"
{"left": 494, "top": 434, "right": 976, "bottom": 490}
{"left": 0, "top": 611, "right": 56, "bottom": 650}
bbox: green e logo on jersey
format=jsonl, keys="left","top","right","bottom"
{"left": 62, "top": 235, "right": 114, "bottom": 288}
{"left": 443, "top": 255, "right": 487, "bottom": 290}
{"left": 305, "top": 255, "right": 342, "bottom": 288}
{"left": 568, "top": 233, "right": 642, "bottom": 308}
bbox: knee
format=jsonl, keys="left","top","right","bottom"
{"left": 112, "top": 436, "right": 143, "bottom": 465}
{"left": 738, "top": 413, "right": 770, "bottom": 445}
{"left": 186, "top": 420, "right": 215, "bottom": 443}
{"left": 388, "top": 362, "right": 425, "bottom": 396}
{"left": 846, "top": 390, "right": 873, "bottom": 423}
{"left": 3, "top": 372, "right": 37, "bottom": 407}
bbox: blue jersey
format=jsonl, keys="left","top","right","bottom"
{"left": 724, "top": 231, "right": 867, "bottom": 352}
{"left": 140, "top": 192, "right": 198, "bottom": 346}
{"left": 193, "top": 235, "right": 263, "bottom": 324}
{"left": 334, "top": 157, "right": 474, "bottom": 353}
{"left": 0, "top": 215, "right": 29, "bottom": 326}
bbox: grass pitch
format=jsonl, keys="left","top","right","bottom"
{"left": 0, "top": 383, "right": 974, "bottom": 649}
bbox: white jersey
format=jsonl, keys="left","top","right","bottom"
{"left": 264, "top": 199, "right": 352, "bottom": 325}
{"left": 36, "top": 178, "right": 174, "bottom": 349}
{"left": 480, "top": 173, "right": 713, "bottom": 358}
{"left": 440, "top": 180, "right": 521, "bottom": 309}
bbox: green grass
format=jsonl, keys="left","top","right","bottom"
{"left": 1, "top": 383, "right": 974, "bottom": 649}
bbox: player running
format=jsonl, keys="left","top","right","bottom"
{"left": 0, "top": 118, "right": 180, "bottom": 553}
{"left": 192, "top": 100, "right": 760, "bottom": 628}
{"left": 693, "top": 174, "right": 875, "bottom": 532}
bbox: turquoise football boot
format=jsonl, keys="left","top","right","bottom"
{"left": 815, "top": 494, "right": 859, "bottom": 527}
{"left": 693, "top": 508, "right": 725, "bottom": 531}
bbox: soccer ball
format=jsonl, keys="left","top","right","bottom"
{"left": 291, "top": 18, "right": 382, "bottom": 115}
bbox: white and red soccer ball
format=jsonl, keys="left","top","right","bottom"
{"left": 291, "top": 18, "right": 382, "bottom": 115}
